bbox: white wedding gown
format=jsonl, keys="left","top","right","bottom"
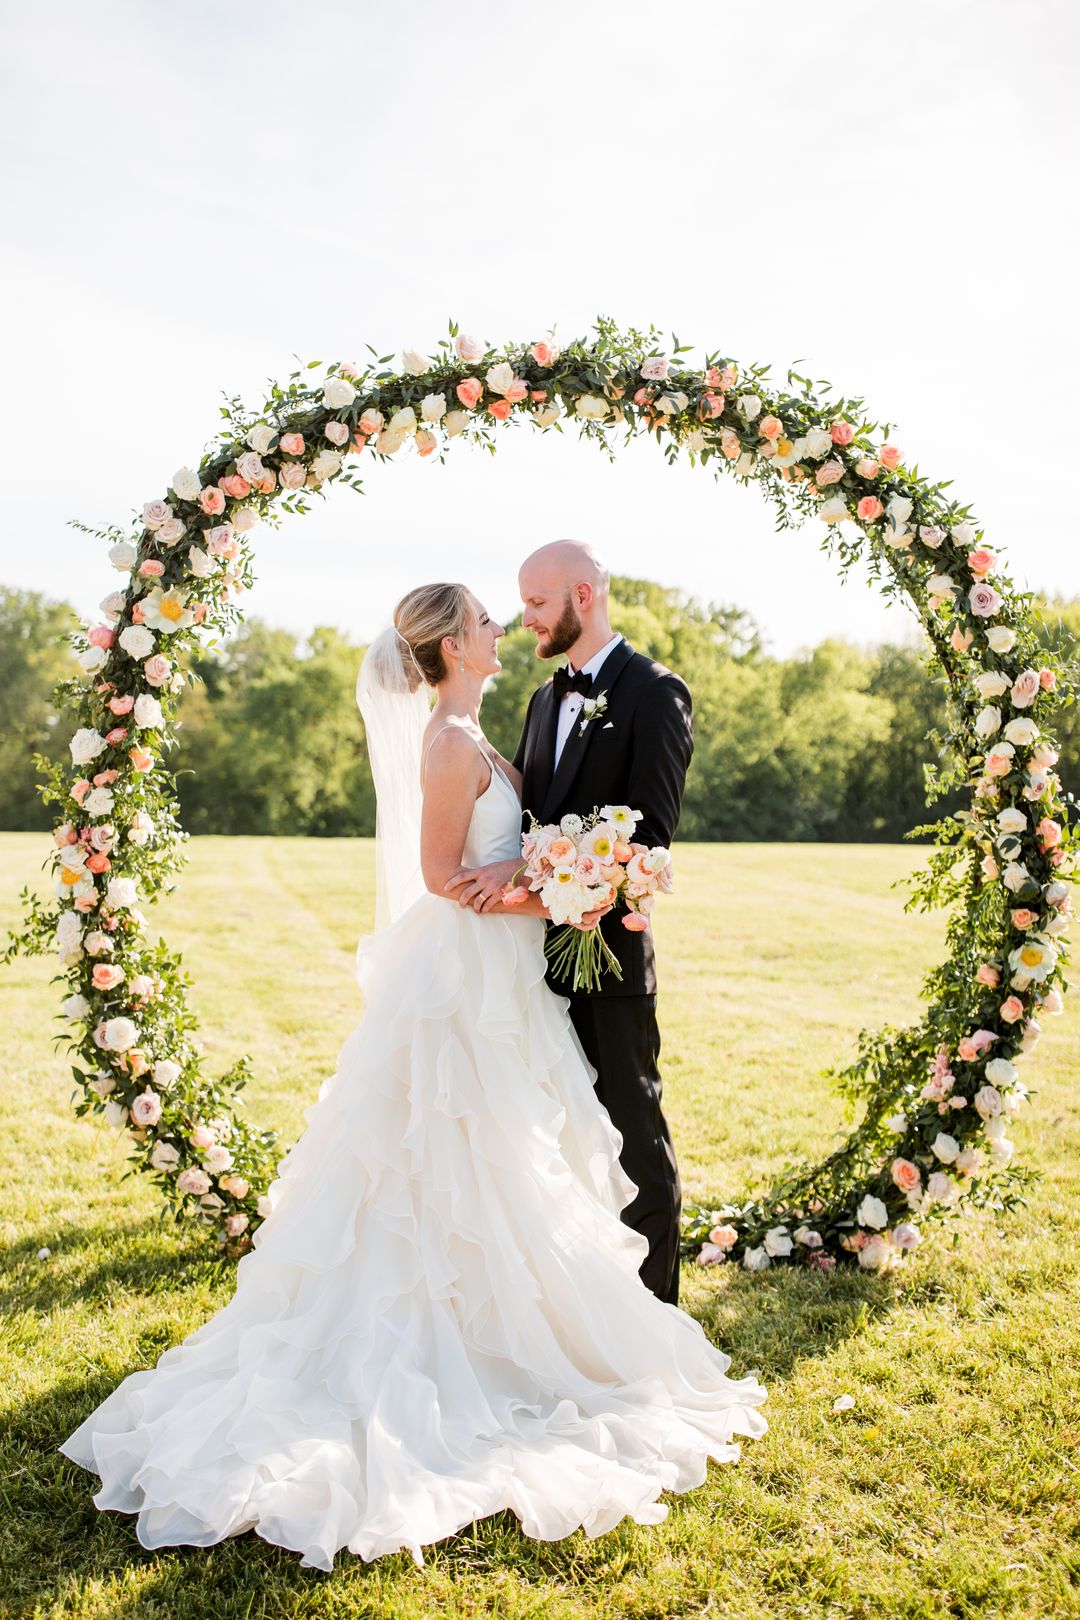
{"left": 60, "top": 751, "right": 767, "bottom": 1570}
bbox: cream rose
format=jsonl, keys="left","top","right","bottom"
{"left": 108, "top": 540, "right": 137, "bottom": 571}
{"left": 420, "top": 392, "right": 447, "bottom": 422}
{"left": 322, "top": 376, "right": 356, "bottom": 409}
{"left": 119, "top": 624, "right": 155, "bottom": 658}
{"left": 70, "top": 728, "right": 107, "bottom": 765}
{"left": 171, "top": 467, "right": 201, "bottom": 501}
{"left": 986, "top": 626, "right": 1016, "bottom": 654}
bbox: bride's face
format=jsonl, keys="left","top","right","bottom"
{"left": 460, "top": 595, "right": 504, "bottom": 678}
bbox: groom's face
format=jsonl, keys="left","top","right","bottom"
{"left": 521, "top": 586, "right": 582, "bottom": 660}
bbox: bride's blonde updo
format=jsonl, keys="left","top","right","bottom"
{"left": 393, "top": 582, "right": 473, "bottom": 691}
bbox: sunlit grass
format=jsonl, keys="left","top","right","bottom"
{"left": 2, "top": 833, "right": 1078, "bottom": 1619}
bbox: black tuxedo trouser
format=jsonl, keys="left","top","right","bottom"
{"left": 566, "top": 994, "right": 682, "bottom": 1306}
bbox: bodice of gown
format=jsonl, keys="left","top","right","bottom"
{"left": 460, "top": 758, "right": 524, "bottom": 869}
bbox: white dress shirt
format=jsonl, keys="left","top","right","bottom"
{"left": 553, "top": 634, "right": 624, "bottom": 769}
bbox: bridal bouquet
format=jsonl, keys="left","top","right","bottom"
{"left": 503, "top": 805, "right": 673, "bottom": 992}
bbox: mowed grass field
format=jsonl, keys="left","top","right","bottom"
{"left": 1, "top": 832, "right": 1079, "bottom": 1620}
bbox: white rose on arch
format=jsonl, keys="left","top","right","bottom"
{"left": 420, "top": 393, "right": 447, "bottom": 423}
{"left": 171, "top": 467, "right": 202, "bottom": 502}
{"left": 322, "top": 376, "right": 356, "bottom": 409}
{"left": 575, "top": 395, "right": 610, "bottom": 420}
{"left": 856, "top": 1194, "right": 889, "bottom": 1229}
{"left": 401, "top": 348, "right": 429, "bottom": 375}
{"left": 119, "top": 624, "right": 156, "bottom": 658}
{"left": 70, "top": 727, "right": 107, "bottom": 765}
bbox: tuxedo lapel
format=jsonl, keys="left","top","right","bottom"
{"left": 540, "top": 638, "right": 636, "bottom": 823}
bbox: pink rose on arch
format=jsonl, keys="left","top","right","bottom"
{"left": 105, "top": 726, "right": 128, "bottom": 745}
{"left": 891, "top": 1158, "right": 922, "bottom": 1194}
{"left": 699, "top": 392, "right": 724, "bottom": 419}
{"left": 54, "top": 822, "right": 78, "bottom": 846}
{"left": 984, "top": 743, "right": 1015, "bottom": 778}
{"left": 205, "top": 524, "right": 238, "bottom": 558}
{"left": 967, "top": 548, "right": 997, "bottom": 577}
{"left": 109, "top": 694, "right": 135, "bottom": 715}
{"left": 143, "top": 653, "right": 171, "bottom": 687}
{"left": 198, "top": 485, "right": 226, "bottom": 516}
{"left": 189, "top": 1124, "right": 215, "bottom": 1150}
{"left": 831, "top": 420, "right": 856, "bottom": 445}
{"left": 1039, "top": 668, "right": 1057, "bottom": 691}
{"left": 854, "top": 457, "right": 879, "bottom": 479}
{"left": 71, "top": 779, "right": 91, "bottom": 803}
{"left": 879, "top": 443, "right": 902, "bottom": 469}
{"left": 279, "top": 463, "right": 305, "bottom": 489}
{"left": 456, "top": 377, "right": 483, "bottom": 409}
{"left": 857, "top": 495, "right": 883, "bottom": 522}
{"left": 1010, "top": 907, "right": 1038, "bottom": 930}
{"left": 1037, "top": 817, "right": 1062, "bottom": 851}
{"left": 489, "top": 399, "right": 512, "bottom": 421}
{"left": 219, "top": 473, "right": 251, "bottom": 499}
{"left": 324, "top": 420, "right": 350, "bottom": 447}
{"left": 640, "top": 357, "right": 669, "bottom": 381}
{"left": 969, "top": 582, "right": 1003, "bottom": 618}
{"left": 85, "top": 851, "right": 110, "bottom": 874}
{"left": 759, "top": 415, "right": 783, "bottom": 441}
{"left": 976, "top": 963, "right": 1001, "bottom": 988}
{"left": 130, "top": 745, "right": 153, "bottom": 772}
{"left": 177, "top": 1167, "right": 211, "bottom": 1196}
{"left": 88, "top": 625, "right": 115, "bottom": 649}
{"left": 91, "top": 963, "right": 124, "bottom": 990}
{"left": 999, "top": 995, "right": 1025, "bottom": 1023}
{"left": 532, "top": 340, "right": 557, "bottom": 366}
{"left": 138, "top": 560, "right": 165, "bottom": 578}
{"left": 225, "top": 1212, "right": 249, "bottom": 1237}
{"left": 950, "top": 626, "right": 974, "bottom": 653}
{"left": 505, "top": 378, "right": 529, "bottom": 404}
{"left": 1010, "top": 669, "right": 1040, "bottom": 709}
{"left": 131, "top": 1088, "right": 162, "bottom": 1128}
{"left": 279, "top": 432, "right": 305, "bottom": 456}
{"left": 816, "top": 460, "right": 844, "bottom": 486}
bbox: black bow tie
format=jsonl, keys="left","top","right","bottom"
{"left": 552, "top": 665, "right": 592, "bottom": 700}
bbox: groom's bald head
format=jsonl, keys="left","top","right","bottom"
{"left": 519, "top": 539, "right": 613, "bottom": 662}
{"left": 519, "top": 539, "right": 610, "bottom": 600}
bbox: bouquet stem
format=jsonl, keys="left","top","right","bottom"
{"left": 544, "top": 922, "right": 624, "bottom": 993}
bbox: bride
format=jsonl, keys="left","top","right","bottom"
{"left": 59, "top": 581, "right": 768, "bottom": 1571}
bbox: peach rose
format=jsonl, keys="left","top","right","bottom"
{"left": 1010, "top": 908, "right": 1038, "bottom": 930}
{"left": 1039, "top": 668, "right": 1057, "bottom": 691}
{"left": 198, "top": 485, "right": 226, "bottom": 516}
{"left": 279, "top": 463, "right": 305, "bottom": 489}
{"left": 489, "top": 399, "right": 512, "bottom": 421}
{"left": 854, "top": 457, "right": 879, "bottom": 479}
{"left": 279, "top": 432, "right": 305, "bottom": 456}
{"left": 999, "top": 995, "right": 1025, "bottom": 1022}
{"left": 816, "top": 460, "right": 844, "bottom": 486}
{"left": 879, "top": 443, "right": 902, "bottom": 469}
{"left": 85, "top": 852, "right": 110, "bottom": 874}
{"left": 532, "top": 340, "right": 557, "bottom": 366}
{"left": 92, "top": 963, "right": 124, "bottom": 990}
{"left": 831, "top": 420, "right": 856, "bottom": 445}
{"left": 708, "top": 1224, "right": 739, "bottom": 1249}
{"left": 950, "top": 626, "right": 974, "bottom": 653}
{"left": 456, "top": 377, "right": 483, "bottom": 409}
{"left": 505, "top": 378, "right": 529, "bottom": 404}
{"left": 857, "top": 495, "right": 883, "bottom": 522}
{"left": 622, "top": 913, "right": 649, "bottom": 932}
{"left": 88, "top": 625, "right": 115, "bottom": 649}
{"left": 1037, "top": 817, "right": 1062, "bottom": 850}
{"left": 759, "top": 414, "right": 783, "bottom": 441}
{"left": 891, "top": 1158, "right": 921, "bottom": 1193}
{"left": 219, "top": 473, "right": 251, "bottom": 498}
{"left": 967, "top": 548, "right": 996, "bottom": 577}
{"left": 105, "top": 726, "right": 128, "bottom": 745}
{"left": 130, "top": 746, "right": 153, "bottom": 772}
{"left": 138, "top": 559, "right": 165, "bottom": 578}
{"left": 109, "top": 694, "right": 135, "bottom": 715}
{"left": 71, "top": 779, "right": 91, "bottom": 803}
{"left": 546, "top": 836, "right": 576, "bottom": 866}
{"left": 976, "top": 963, "right": 1001, "bottom": 988}
{"left": 189, "top": 1124, "right": 215, "bottom": 1150}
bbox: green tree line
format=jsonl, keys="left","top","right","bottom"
{"left": 3, "top": 581, "right": 1077, "bottom": 841}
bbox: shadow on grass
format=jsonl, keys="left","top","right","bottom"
{"left": 0, "top": 1252, "right": 899, "bottom": 1617}
{"left": 1, "top": 1214, "right": 234, "bottom": 1315}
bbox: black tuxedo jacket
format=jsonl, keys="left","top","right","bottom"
{"left": 512, "top": 638, "right": 693, "bottom": 997}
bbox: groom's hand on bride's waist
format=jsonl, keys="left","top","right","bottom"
{"left": 445, "top": 858, "right": 525, "bottom": 912}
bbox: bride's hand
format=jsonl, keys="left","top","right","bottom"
{"left": 575, "top": 902, "right": 614, "bottom": 933}
{"left": 444, "top": 858, "right": 524, "bottom": 912}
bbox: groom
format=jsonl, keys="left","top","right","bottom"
{"left": 447, "top": 540, "right": 694, "bottom": 1305}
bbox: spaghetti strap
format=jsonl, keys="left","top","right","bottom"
{"left": 421, "top": 722, "right": 494, "bottom": 792}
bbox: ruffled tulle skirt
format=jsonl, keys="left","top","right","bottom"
{"left": 60, "top": 896, "right": 767, "bottom": 1569}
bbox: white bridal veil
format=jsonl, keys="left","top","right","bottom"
{"left": 355, "top": 628, "right": 431, "bottom": 930}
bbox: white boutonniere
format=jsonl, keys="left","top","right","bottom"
{"left": 578, "top": 690, "right": 609, "bottom": 736}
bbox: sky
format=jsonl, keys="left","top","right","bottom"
{"left": 1, "top": 0, "right": 1077, "bottom": 658}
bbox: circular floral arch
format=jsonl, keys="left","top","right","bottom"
{"left": 7, "top": 318, "right": 1075, "bottom": 1274}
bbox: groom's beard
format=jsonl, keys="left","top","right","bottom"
{"left": 536, "top": 593, "right": 582, "bottom": 660}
